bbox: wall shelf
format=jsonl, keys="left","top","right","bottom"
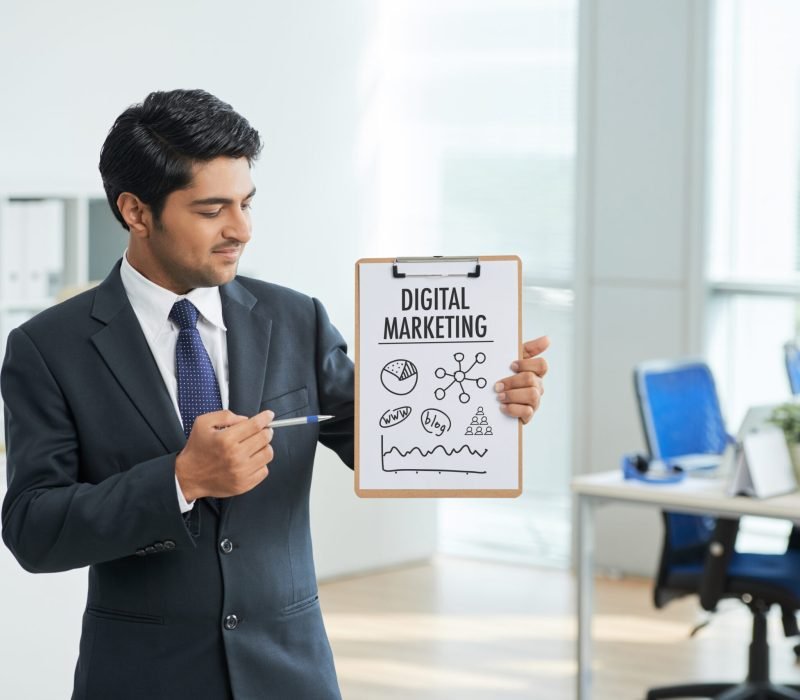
{"left": 0, "top": 194, "right": 127, "bottom": 378}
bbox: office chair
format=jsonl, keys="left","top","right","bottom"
{"left": 635, "top": 359, "right": 800, "bottom": 700}
{"left": 784, "top": 341, "right": 800, "bottom": 396}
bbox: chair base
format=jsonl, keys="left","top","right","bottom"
{"left": 646, "top": 682, "right": 800, "bottom": 699}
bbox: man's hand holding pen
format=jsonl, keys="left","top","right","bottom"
{"left": 176, "top": 409, "right": 275, "bottom": 501}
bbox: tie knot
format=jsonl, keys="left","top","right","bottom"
{"left": 169, "top": 299, "right": 199, "bottom": 331}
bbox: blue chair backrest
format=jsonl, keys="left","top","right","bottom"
{"left": 635, "top": 360, "right": 729, "bottom": 551}
{"left": 637, "top": 361, "right": 729, "bottom": 459}
{"left": 785, "top": 342, "right": 800, "bottom": 396}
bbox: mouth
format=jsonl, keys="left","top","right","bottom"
{"left": 212, "top": 247, "right": 241, "bottom": 262}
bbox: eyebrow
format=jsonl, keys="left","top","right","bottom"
{"left": 189, "top": 187, "right": 257, "bottom": 206}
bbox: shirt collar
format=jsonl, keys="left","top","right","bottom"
{"left": 120, "top": 252, "right": 227, "bottom": 338}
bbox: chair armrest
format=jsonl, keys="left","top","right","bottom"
{"left": 698, "top": 517, "right": 740, "bottom": 611}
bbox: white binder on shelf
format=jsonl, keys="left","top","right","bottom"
{"left": 23, "top": 199, "right": 64, "bottom": 302}
{"left": 727, "top": 425, "right": 798, "bottom": 498}
{"left": 0, "top": 199, "right": 65, "bottom": 305}
{"left": 0, "top": 201, "right": 25, "bottom": 302}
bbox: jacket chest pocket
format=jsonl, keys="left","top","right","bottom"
{"left": 261, "top": 386, "right": 309, "bottom": 419}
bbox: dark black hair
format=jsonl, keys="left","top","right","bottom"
{"left": 99, "top": 89, "right": 262, "bottom": 230}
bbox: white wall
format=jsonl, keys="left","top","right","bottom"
{"left": 574, "top": 0, "right": 711, "bottom": 575}
{"left": 0, "top": 1, "right": 436, "bottom": 696}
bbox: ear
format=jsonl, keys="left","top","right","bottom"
{"left": 117, "top": 193, "right": 153, "bottom": 238}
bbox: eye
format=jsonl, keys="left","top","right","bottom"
{"left": 242, "top": 201, "right": 253, "bottom": 211}
{"left": 199, "top": 210, "right": 222, "bottom": 218}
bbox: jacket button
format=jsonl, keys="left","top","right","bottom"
{"left": 135, "top": 548, "right": 146, "bottom": 557}
{"left": 153, "top": 542, "right": 165, "bottom": 552}
{"left": 163, "top": 540, "right": 176, "bottom": 550}
{"left": 145, "top": 545, "right": 156, "bottom": 555}
{"left": 224, "top": 614, "right": 239, "bottom": 630}
{"left": 219, "top": 538, "right": 233, "bottom": 554}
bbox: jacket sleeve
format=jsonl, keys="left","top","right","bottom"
{"left": 312, "top": 298, "right": 354, "bottom": 469}
{"left": 1, "top": 327, "right": 198, "bottom": 574}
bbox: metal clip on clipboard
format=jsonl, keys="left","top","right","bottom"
{"left": 392, "top": 256, "right": 481, "bottom": 279}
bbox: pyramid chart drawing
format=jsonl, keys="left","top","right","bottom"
{"left": 465, "top": 406, "right": 493, "bottom": 436}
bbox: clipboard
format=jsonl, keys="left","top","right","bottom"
{"left": 354, "top": 255, "right": 523, "bottom": 498}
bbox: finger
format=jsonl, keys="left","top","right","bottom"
{"left": 197, "top": 410, "right": 248, "bottom": 431}
{"left": 228, "top": 410, "right": 274, "bottom": 441}
{"left": 510, "top": 357, "right": 548, "bottom": 377}
{"left": 251, "top": 410, "right": 274, "bottom": 433}
{"left": 240, "top": 428, "right": 273, "bottom": 459}
{"left": 244, "top": 461, "right": 270, "bottom": 491}
{"left": 494, "top": 372, "right": 543, "bottom": 394}
{"left": 498, "top": 401, "right": 536, "bottom": 424}
{"left": 522, "top": 336, "right": 550, "bottom": 359}
{"left": 244, "top": 445, "right": 274, "bottom": 481}
{"left": 496, "top": 386, "right": 542, "bottom": 408}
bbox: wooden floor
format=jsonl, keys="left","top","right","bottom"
{"left": 319, "top": 556, "right": 800, "bottom": 699}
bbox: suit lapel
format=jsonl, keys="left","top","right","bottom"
{"left": 220, "top": 280, "right": 272, "bottom": 418}
{"left": 90, "top": 263, "right": 186, "bottom": 454}
{"left": 219, "top": 280, "right": 272, "bottom": 520}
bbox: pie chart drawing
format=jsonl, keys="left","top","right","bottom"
{"left": 381, "top": 359, "right": 419, "bottom": 395}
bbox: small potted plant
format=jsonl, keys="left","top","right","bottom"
{"left": 768, "top": 403, "right": 800, "bottom": 478}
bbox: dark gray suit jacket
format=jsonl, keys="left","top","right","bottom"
{"left": 1, "top": 262, "right": 354, "bottom": 699}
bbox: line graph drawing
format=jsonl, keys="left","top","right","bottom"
{"left": 380, "top": 435, "right": 488, "bottom": 475}
{"left": 434, "top": 352, "right": 487, "bottom": 403}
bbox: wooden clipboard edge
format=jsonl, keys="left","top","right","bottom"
{"left": 355, "top": 489, "right": 522, "bottom": 499}
{"left": 354, "top": 258, "right": 395, "bottom": 497}
{"left": 353, "top": 255, "right": 523, "bottom": 499}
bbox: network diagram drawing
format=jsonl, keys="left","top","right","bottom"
{"left": 434, "top": 352, "right": 487, "bottom": 403}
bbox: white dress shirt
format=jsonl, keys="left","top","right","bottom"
{"left": 119, "top": 252, "right": 229, "bottom": 513}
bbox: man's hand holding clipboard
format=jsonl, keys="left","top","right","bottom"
{"left": 494, "top": 336, "right": 550, "bottom": 425}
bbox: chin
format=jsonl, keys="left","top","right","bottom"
{"left": 213, "top": 265, "right": 239, "bottom": 286}
{"left": 188, "top": 268, "right": 237, "bottom": 290}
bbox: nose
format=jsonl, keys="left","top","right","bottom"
{"left": 223, "top": 206, "right": 252, "bottom": 244}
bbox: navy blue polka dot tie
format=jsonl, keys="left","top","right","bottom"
{"left": 170, "top": 299, "right": 223, "bottom": 437}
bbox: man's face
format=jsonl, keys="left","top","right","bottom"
{"left": 141, "top": 156, "right": 255, "bottom": 294}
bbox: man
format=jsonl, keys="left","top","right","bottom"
{"left": 1, "top": 89, "right": 548, "bottom": 699}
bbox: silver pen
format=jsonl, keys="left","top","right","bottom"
{"left": 269, "top": 415, "right": 334, "bottom": 429}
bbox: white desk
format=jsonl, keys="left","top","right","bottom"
{"left": 571, "top": 470, "right": 800, "bottom": 700}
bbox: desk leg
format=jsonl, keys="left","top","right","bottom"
{"left": 577, "top": 494, "right": 594, "bottom": 700}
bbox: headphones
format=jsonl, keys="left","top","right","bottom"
{"left": 621, "top": 453, "right": 686, "bottom": 484}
